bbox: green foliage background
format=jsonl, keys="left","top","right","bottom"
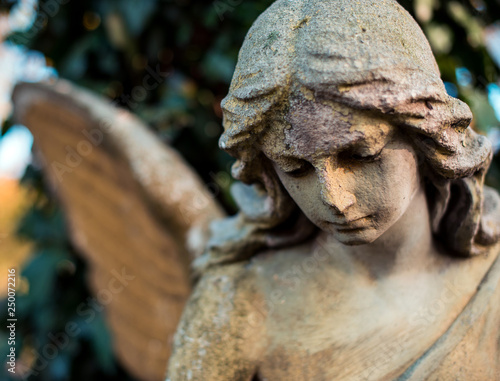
{"left": 0, "top": 0, "right": 499, "bottom": 380}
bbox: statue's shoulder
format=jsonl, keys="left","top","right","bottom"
{"left": 181, "top": 262, "right": 260, "bottom": 330}
{"left": 398, "top": 249, "right": 500, "bottom": 380}
{"left": 167, "top": 263, "right": 262, "bottom": 380}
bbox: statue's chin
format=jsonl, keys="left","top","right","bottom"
{"left": 329, "top": 227, "right": 380, "bottom": 246}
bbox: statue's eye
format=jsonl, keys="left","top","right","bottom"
{"left": 349, "top": 150, "right": 382, "bottom": 163}
{"left": 283, "top": 160, "right": 314, "bottom": 178}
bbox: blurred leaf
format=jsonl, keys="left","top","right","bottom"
{"left": 86, "top": 315, "right": 115, "bottom": 373}
{"left": 21, "top": 249, "right": 66, "bottom": 308}
{"left": 17, "top": 207, "right": 67, "bottom": 246}
{"left": 118, "top": 0, "right": 156, "bottom": 37}
{"left": 463, "top": 88, "right": 500, "bottom": 133}
{"left": 59, "top": 34, "right": 99, "bottom": 79}
{"left": 201, "top": 50, "right": 236, "bottom": 84}
{"left": 49, "top": 352, "right": 71, "bottom": 381}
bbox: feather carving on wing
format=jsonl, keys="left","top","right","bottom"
{"left": 12, "top": 80, "right": 225, "bottom": 381}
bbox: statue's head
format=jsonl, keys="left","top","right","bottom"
{"left": 200, "top": 0, "right": 497, "bottom": 272}
{"left": 258, "top": 98, "right": 424, "bottom": 247}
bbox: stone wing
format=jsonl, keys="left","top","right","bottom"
{"left": 12, "top": 80, "right": 224, "bottom": 381}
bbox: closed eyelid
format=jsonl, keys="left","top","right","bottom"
{"left": 265, "top": 128, "right": 395, "bottom": 171}
{"left": 346, "top": 132, "right": 395, "bottom": 157}
{"left": 273, "top": 158, "right": 310, "bottom": 172}
{"left": 273, "top": 142, "right": 386, "bottom": 170}
{"left": 351, "top": 145, "right": 384, "bottom": 158}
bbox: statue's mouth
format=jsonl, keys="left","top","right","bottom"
{"left": 327, "top": 215, "right": 372, "bottom": 229}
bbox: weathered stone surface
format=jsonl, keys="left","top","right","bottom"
{"left": 168, "top": 1, "right": 500, "bottom": 380}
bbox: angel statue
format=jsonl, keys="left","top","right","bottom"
{"left": 12, "top": 0, "right": 500, "bottom": 380}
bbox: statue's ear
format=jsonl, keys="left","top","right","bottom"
{"left": 12, "top": 80, "right": 224, "bottom": 381}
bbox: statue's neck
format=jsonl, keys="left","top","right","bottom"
{"left": 320, "top": 184, "right": 437, "bottom": 279}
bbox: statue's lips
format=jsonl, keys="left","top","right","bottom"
{"left": 327, "top": 216, "right": 371, "bottom": 230}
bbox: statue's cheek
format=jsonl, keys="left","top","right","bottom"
{"left": 366, "top": 148, "right": 420, "bottom": 222}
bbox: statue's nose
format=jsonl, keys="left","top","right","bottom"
{"left": 318, "top": 162, "right": 356, "bottom": 214}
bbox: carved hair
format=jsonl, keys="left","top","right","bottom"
{"left": 194, "top": 0, "right": 499, "bottom": 274}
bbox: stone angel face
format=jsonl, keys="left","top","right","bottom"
{"left": 260, "top": 97, "right": 422, "bottom": 246}
{"left": 13, "top": 0, "right": 500, "bottom": 380}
